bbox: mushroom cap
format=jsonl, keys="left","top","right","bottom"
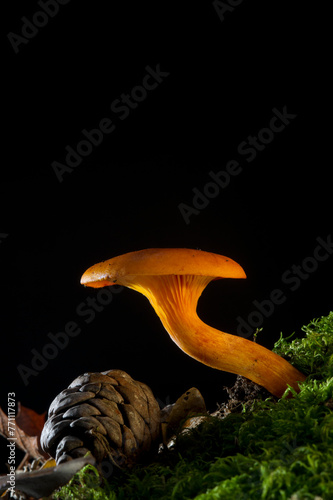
{"left": 80, "top": 248, "right": 246, "bottom": 288}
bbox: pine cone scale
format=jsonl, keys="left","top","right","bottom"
{"left": 122, "top": 404, "right": 146, "bottom": 447}
{"left": 95, "top": 416, "right": 123, "bottom": 448}
{"left": 62, "top": 403, "right": 101, "bottom": 419}
{"left": 48, "top": 387, "right": 77, "bottom": 415}
{"left": 80, "top": 382, "right": 102, "bottom": 393}
{"left": 98, "top": 383, "right": 124, "bottom": 404}
{"left": 49, "top": 391, "right": 96, "bottom": 416}
{"left": 89, "top": 398, "right": 124, "bottom": 424}
{"left": 122, "top": 425, "right": 137, "bottom": 457}
{"left": 42, "top": 416, "right": 73, "bottom": 453}
{"left": 69, "top": 373, "right": 113, "bottom": 388}
{"left": 140, "top": 383, "right": 161, "bottom": 439}
{"left": 69, "top": 416, "right": 108, "bottom": 436}
{"left": 56, "top": 435, "right": 84, "bottom": 454}
{"left": 117, "top": 384, "right": 151, "bottom": 423}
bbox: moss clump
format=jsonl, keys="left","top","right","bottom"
{"left": 273, "top": 312, "right": 333, "bottom": 380}
{"left": 54, "top": 312, "right": 333, "bottom": 500}
{"left": 52, "top": 464, "right": 115, "bottom": 500}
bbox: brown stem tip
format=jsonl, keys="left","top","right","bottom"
{"left": 81, "top": 248, "right": 306, "bottom": 398}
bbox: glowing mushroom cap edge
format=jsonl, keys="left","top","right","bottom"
{"left": 80, "top": 248, "right": 246, "bottom": 288}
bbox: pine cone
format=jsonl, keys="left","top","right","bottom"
{"left": 40, "top": 369, "right": 161, "bottom": 468}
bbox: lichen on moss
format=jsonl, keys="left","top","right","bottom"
{"left": 54, "top": 311, "right": 333, "bottom": 500}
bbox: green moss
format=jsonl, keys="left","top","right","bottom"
{"left": 52, "top": 464, "right": 115, "bottom": 500}
{"left": 54, "top": 312, "right": 333, "bottom": 500}
{"left": 273, "top": 311, "right": 333, "bottom": 380}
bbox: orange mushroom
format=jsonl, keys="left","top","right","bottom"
{"left": 81, "top": 248, "right": 306, "bottom": 398}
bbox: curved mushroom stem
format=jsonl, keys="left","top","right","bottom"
{"left": 124, "top": 274, "right": 306, "bottom": 398}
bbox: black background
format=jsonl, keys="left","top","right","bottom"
{"left": 1, "top": 0, "right": 331, "bottom": 423}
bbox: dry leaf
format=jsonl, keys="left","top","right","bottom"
{"left": 0, "top": 406, "right": 47, "bottom": 462}
{"left": 16, "top": 404, "right": 46, "bottom": 439}
{"left": 0, "top": 454, "right": 96, "bottom": 498}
